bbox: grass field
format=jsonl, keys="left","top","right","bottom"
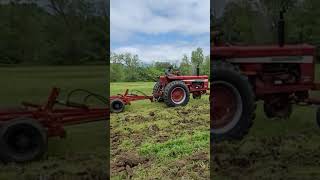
{"left": 3, "top": 65, "right": 319, "bottom": 179}
{"left": 111, "top": 67, "right": 320, "bottom": 179}
{"left": 110, "top": 82, "right": 210, "bottom": 179}
{"left": 0, "top": 66, "right": 109, "bottom": 179}
{"left": 212, "top": 66, "right": 320, "bottom": 179}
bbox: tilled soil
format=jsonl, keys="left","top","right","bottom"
{"left": 110, "top": 99, "right": 210, "bottom": 179}
{"left": 0, "top": 153, "right": 109, "bottom": 180}
{"left": 212, "top": 128, "right": 320, "bottom": 180}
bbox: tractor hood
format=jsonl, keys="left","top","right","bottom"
{"left": 212, "top": 44, "right": 316, "bottom": 59}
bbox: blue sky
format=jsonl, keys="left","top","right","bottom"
{"left": 111, "top": 0, "right": 210, "bottom": 63}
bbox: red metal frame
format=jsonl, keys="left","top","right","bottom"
{"left": 110, "top": 89, "right": 153, "bottom": 105}
{"left": 0, "top": 88, "right": 108, "bottom": 138}
{"left": 212, "top": 44, "right": 320, "bottom": 105}
{"left": 158, "top": 75, "right": 209, "bottom": 95}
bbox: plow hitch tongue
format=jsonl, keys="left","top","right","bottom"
{"left": 110, "top": 89, "right": 154, "bottom": 113}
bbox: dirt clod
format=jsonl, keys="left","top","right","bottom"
{"left": 126, "top": 165, "right": 133, "bottom": 177}
{"left": 114, "top": 153, "right": 148, "bottom": 171}
{"left": 149, "top": 111, "right": 155, "bottom": 116}
{"left": 149, "top": 124, "right": 160, "bottom": 133}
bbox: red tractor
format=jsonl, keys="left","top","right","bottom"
{"left": 153, "top": 66, "right": 209, "bottom": 107}
{"left": 109, "top": 68, "right": 209, "bottom": 113}
{"left": 211, "top": 10, "right": 320, "bottom": 141}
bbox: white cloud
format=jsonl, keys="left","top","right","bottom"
{"left": 113, "top": 42, "right": 209, "bottom": 64}
{"left": 111, "top": 0, "right": 210, "bottom": 42}
{"left": 111, "top": 0, "right": 210, "bottom": 63}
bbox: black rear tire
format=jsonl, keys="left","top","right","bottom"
{"left": 211, "top": 61, "right": 256, "bottom": 142}
{"left": 0, "top": 118, "right": 47, "bottom": 163}
{"left": 163, "top": 81, "right": 190, "bottom": 107}
{"left": 110, "top": 99, "right": 125, "bottom": 113}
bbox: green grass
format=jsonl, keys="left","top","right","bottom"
{"left": 110, "top": 82, "right": 210, "bottom": 179}
{"left": 139, "top": 131, "right": 209, "bottom": 160}
{"left": 0, "top": 66, "right": 109, "bottom": 180}
{"left": 0, "top": 66, "right": 108, "bottom": 106}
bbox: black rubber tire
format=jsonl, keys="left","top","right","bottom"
{"left": 211, "top": 61, "right": 256, "bottom": 142}
{"left": 153, "top": 81, "right": 164, "bottom": 102}
{"left": 0, "top": 118, "right": 47, "bottom": 163}
{"left": 110, "top": 99, "right": 125, "bottom": 113}
{"left": 163, "top": 81, "right": 190, "bottom": 107}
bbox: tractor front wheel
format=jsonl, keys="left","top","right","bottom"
{"left": 153, "top": 81, "right": 164, "bottom": 102}
{"left": 163, "top": 81, "right": 190, "bottom": 107}
{"left": 0, "top": 118, "right": 47, "bottom": 163}
{"left": 211, "top": 61, "right": 256, "bottom": 142}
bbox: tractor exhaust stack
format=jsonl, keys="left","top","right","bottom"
{"left": 278, "top": 8, "right": 285, "bottom": 47}
{"left": 197, "top": 66, "right": 200, "bottom": 76}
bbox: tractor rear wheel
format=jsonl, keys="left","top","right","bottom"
{"left": 211, "top": 61, "right": 256, "bottom": 142}
{"left": 110, "top": 99, "right": 125, "bottom": 113}
{"left": 163, "top": 81, "right": 190, "bottom": 107}
{"left": 153, "top": 81, "right": 163, "bottom": 102}
{"left": 0, "top": 118, "right": 47, "bottom": 163}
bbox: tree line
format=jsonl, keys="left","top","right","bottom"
{"left": 0, "top": 0, "right": 109, "bottom": 65}
{"left": 110, "top": 48, "right": 209, "bottom": 82}
{"left": 212, "top": 0, "right": 320, "bottom": 60}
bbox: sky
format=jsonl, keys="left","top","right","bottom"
{"left": 110, "top": 0, "right": 210, "bottom": 64}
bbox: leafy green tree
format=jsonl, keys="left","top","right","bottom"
{"left": 111, "top": 53, "right": 139, "bottom": 82}
{"left": 179, "top": 54, "right": 192, "bottom": 75}
{"left": 0, "top": 1, "right": 108, "bottom": 65}
{"left": 153, "top": 62, "right": 172, "bottom": 72}
{"left": 201, "top": 55, "right": 210, "bottom": 76}
{"left": 215, "top": 0, "right": 320, "bottom": 60}
{"left": 191, "top": 48, "right": 204, "bottom": 74}
{"left": 110, "top": 53, "right": 125, "bottom": 82}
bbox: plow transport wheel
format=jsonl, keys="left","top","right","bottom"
{"left": 163, "top": 81, "right": 190, "bottom": 107}
{"left": 110, "top": 99, "right": 125, "bottom": 113}
{"left": 211, "top": 61, "right": 256, "bottom": 142}
{"left": 0, "top": 118, "right": 47, "bottom": 163}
